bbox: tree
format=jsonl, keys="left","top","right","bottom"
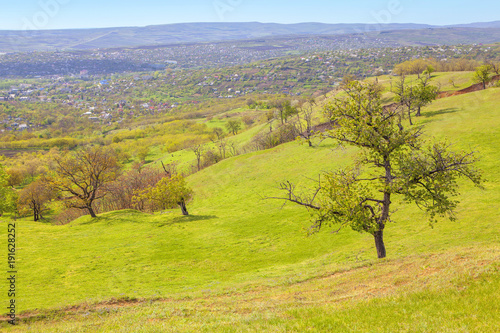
{"left": 295, "top": 97, "right": 316, "bottom": 147}
{"left": 0, "top": 164, "right": 16, "bottom": 216}
{"left": 272, "top": 81, "right": 482, "bottom": 259}
{"left": 46, "top": 146, "right": 120, "bottom": 218}
{"left": 271, "top": 99, "right": 297, "bottom": 124}
{"left": 6, "top": 167, "right": 26, "bottom": 187}
{"left": 473, "top": 65, "right": 493, "bottom": 90}
{"left": 133, "top": 174, "right": 193, "bottom": 215}
{"left": 17, "top": 180, "right": 54, "bottom": 221}
{"left": 136, "top": 146, "right": 149, "bottom": 163}
{"left": 393, "top": 74, "right": 438, "bottom": 124}
{"left": 413, "top": 75, "right": 439, "bottom": 117}
{"left": 226, "top": 119, "right": 241, "bottom": 135}
{"left": 191, "top": 145, "right": 204, "bottom": 171}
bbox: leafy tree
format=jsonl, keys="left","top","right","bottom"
{"left": 271, "top": 99, "right": 297, "bottom": 124}
{"left": 393, "top": 74, "right": 438, "bottom": 124}
{"left": 0, "top": 164, "right": 16, "bottom": 216}
{"left": 6, "top": 167, "right": 26, "bottom": 187}
{"left": 133, "top": 174, "right": 193, "bottom": 215}
{"left": 136, "top": 146, "right": 149, "bottom": 163}
{"left": 283, "top": 100, "right": 298, "bottom": 122}
{"left": 46, "top": 147, "right": 120, "bottom": 218}
{"left": 226, "top": 119, "right": 241, "bottom": 135}
{"left": 17, "top": 180, "right": 54, "bottom": 221}
{"left": 273, "top": 81, "right": 482, "bottom": 258}
{"left": 413, "top": 75, "right": 439, "bottom": 117}
{"left": 211, "top": 127, "right": 225, "bottom": 141}
{"left": 473, "top": 65, "right": 493, "bottom": 90}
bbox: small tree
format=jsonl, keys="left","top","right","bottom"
{"left": 413, "top": 75, "right": 439, "bottom": 117}
{"left": 133, "top": 174, "right": 193, "bottom": 215}
{"left": 211, "top": 127, "right": 225, "bottom": 141}
{"left": 393, "top": 74, "right": 438, "bottom": 123}
{"left": 17, "top": 180, "right": 54, "bottom": 221}
{"left": 46, "top": 146, "right": 120, "bottom": 218}
{"left": 486, "top": 61, "right": 500, "bottom": 75}
{"left": 272, "top": 81, "right": 482, "bottom": 259}
{"left": 226, "top": 119, "right": 241, "bottom": 135}
{"left": 473, "top": 65, "right": 493, "bottom": 90}
{"left": 136, "top": 146, "right": 149, "bottom": 163}
{"left": 6, "top": 167, "right": 26, "bottom": 188}
{"left": 191, "top": 145, "right": 204, "bottom": 171}
{"left": 0, "top": 164, "right": 16, "bottom": 216}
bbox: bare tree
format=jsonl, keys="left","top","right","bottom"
{"left": 225, "top": 119, "right": 241, "bottom": 135}
{"left": 46, "top": 146, "right": 120, "bottom": 218}
{"left": 295, "top": 97, "right": 316, "bottom": 147}
{"left": 191, "top": 145, "right": 204, "bottom": 171}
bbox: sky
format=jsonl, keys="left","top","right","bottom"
{"left": 0, "top": 0, "right": 499, "bottom": 30}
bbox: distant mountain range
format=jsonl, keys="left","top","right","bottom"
{"left": 1, "top": 21, "right": 500, "bottom": 52}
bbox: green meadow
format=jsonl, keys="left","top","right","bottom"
{"left": 1, "top": 84, "right": 500, "bottom": 331}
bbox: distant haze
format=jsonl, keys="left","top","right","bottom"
{"left": 0, "top": 0, "right": 499, "bottom": 30}
{"left": 1, "top": 21, "right": 500, "bottom": 53}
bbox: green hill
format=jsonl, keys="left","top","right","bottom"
{"left": 1, "top": 86, "right": 500, "bottom": 331}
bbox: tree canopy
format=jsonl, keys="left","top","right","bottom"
{"left": 0, "top": 164, "right": 16, "bottom": 215}
{"left": 133, "top": 174, "right": 193, "bottom": 216}
{"left": 473, "top": 65, "right": 493, "bottom": 89}
{"left": 274, "top": 81, "right": 482, "bottom": 258}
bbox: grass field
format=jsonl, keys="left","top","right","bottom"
{"left": 1, "top": 85, "right": 499, "bottom": 331}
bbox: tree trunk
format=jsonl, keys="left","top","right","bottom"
{"left": 416, "top": 106, "right": 421, "bottom": 117}
{"left": 374, "top": 230, "right": 386, "bottom": 258}
{"left": 88, "top": 206, "right": 97, "bottom": 218}
{"left": 178, "top": 199, "right": 189, "bottom": 216}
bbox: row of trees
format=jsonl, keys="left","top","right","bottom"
{"left": 0, "top": 146, "right": 194, "bottom": 222}
{"left": 393, "top": 58, "right": 500, "bottom": 76}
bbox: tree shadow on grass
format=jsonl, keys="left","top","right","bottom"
{"left": 157, "top": 214, "right": 218, "bottom": 227}
{"left": 423, "top": 108, "right": 459, "bottom": 118}
{"left": 78, "top": 216, "right": 115, "bottom": 225}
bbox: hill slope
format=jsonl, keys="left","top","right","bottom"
{"left": 2, "top": 21, "right": 500, "bottom": 51}
{"left": 1, "top": 85, "right": 500, "bottom": 331}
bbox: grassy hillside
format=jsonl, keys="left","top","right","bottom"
{"left": 1, "top": 86, "right": 500, "bottom": 331}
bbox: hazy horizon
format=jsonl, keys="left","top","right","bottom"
{"left": 1, "top": 0, "right": 499, "bottom": 31}
{"left": 1, "top": 19, "right": 499, "bottom": 33}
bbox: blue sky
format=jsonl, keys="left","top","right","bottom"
{"left": 0, "top": 0, "right": 499, "bottom": 30}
